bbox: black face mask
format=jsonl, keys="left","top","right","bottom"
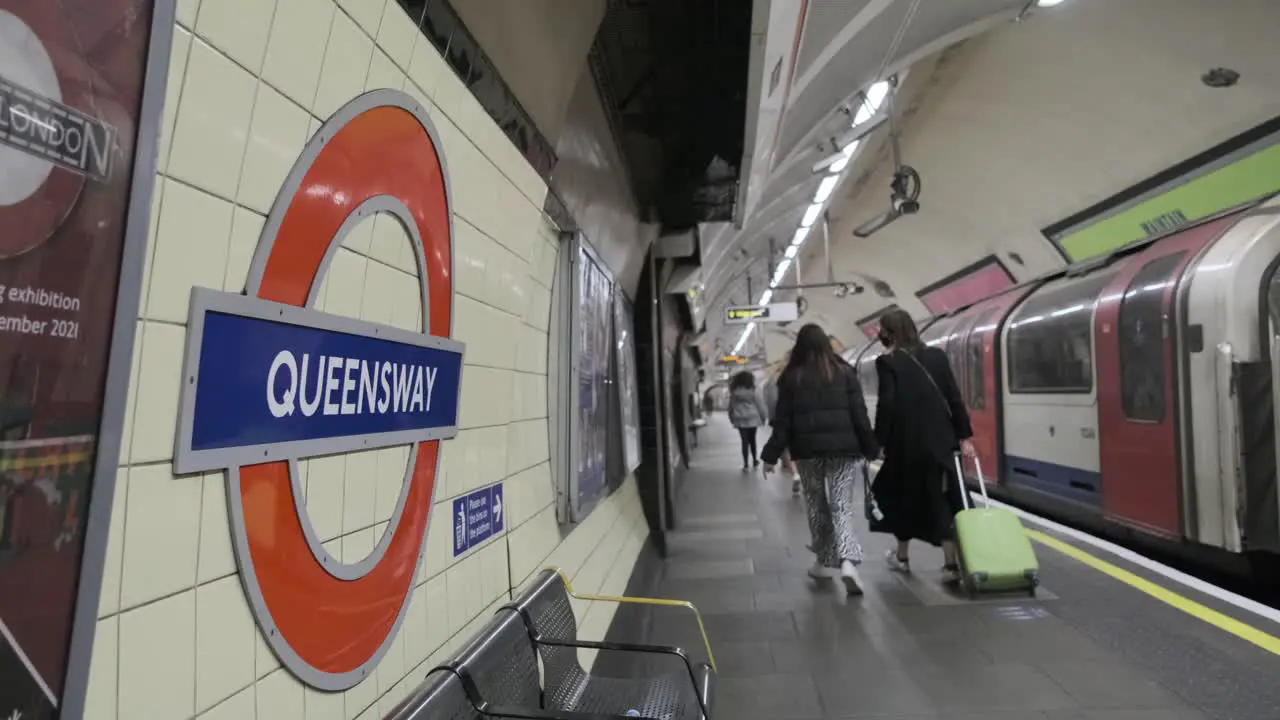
{"left": 878, "top": 332, "right": 891, "bottom": 347}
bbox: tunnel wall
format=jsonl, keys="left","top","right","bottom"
{"left": 82, "top": 2, "right": 648, "bottom": 719}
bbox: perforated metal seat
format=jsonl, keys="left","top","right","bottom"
{"left": 504, "top": 569, "right": 717, "bottom": 720}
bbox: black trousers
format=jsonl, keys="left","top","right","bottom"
{"left": 737, "top": 427, "right": 758, "bottom": 465}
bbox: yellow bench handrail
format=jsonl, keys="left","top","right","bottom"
{"left": 542, "top": 567, "right": 718, "bottom": 671}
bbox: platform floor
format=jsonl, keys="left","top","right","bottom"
{"left": 602, "top": 415, "right": 1280, "bottom": 720}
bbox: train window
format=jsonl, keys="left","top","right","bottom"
{"left": 1119, "top": 252, "right": 1185, "bottom": 422}
{"left": 1008, "top": 271, "right": 1117, "bottom": 394}
{"left": 944, "top": 320, "right": 969, "bottom": 401}
{"left": 920, "top": 318, "right": 954, "bottom": 350}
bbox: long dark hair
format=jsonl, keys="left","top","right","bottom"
{"left": 784, "top": 323, "right": 845, "bottom": 383}
{"left": 878, "top": 308, "right": 922, "bottom": 351}
{"left": 730, "top": 370, "right": 754, "bottom": 390}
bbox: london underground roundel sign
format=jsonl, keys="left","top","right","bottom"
{"left": 172, "top": 89, "right": 463, "bottom": 691}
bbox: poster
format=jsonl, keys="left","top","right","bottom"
{"left": 613, "top": 294, "right": 641, "bottom": 473}
{"left": 576, "top": 248, "right": 612, "bottom": 513}
{"left": 0, "top": 1, "right": 156, "bottom": 717}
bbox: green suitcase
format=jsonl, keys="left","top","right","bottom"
{"left": 952, "top": 455, "right": 1039, "bottom": 596}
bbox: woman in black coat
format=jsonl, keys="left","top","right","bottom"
{"left": 871, "top": 309, "right": 975, "bottom": 584}
{"left": 762, "top": 324, "right": 879, "bottom": 595}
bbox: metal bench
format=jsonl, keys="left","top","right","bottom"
{"left": 503, "top": 568, "right": 716, "bottom": 720}
{"left": 385, "top": 569, "right": 716, "bottom": 720}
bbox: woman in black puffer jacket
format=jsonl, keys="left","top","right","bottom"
{"left": 762, "top": 323, "right": 878, "bottom": 595}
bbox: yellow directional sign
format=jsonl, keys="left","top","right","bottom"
{"left": 718, "top": 355, "right": 746, "bottom": 364}
{"left": 725, "top": 305, "right": 770, "bottom": 322}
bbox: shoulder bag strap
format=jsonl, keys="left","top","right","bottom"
{"left": 901, "top": 349, "right": 951, "bottom": 419}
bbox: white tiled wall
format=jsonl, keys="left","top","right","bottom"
{"left": 84, "top": 2, "right": 648, "bottom": 718}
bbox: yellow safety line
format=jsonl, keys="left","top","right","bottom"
{"left": 544, "top": 567, "right": 718, "bottom": 671}
{"left": 1027, "top": 530, "right": 1280, "bottom": 656}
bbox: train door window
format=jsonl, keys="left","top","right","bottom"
{"left": 966, "top": 309, "right": 996, "bottom": 409}
{"left": 1118, "top": 252, "right": 1185, "bottom": 422}
{"left": 1007, "top": 270, "right": 1118, "bottom": 394}
{"left": 921, "top": 317, "right": 954, "bottom": 349}
{"left": 945, "top": 318, "right": 971, "bottom": 402}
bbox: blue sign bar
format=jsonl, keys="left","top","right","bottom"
{"left": 453, "top": 483, "right": 504, "bottom": 557}
{"left": 174, "top": 289, "right": 465, "bottom": 474}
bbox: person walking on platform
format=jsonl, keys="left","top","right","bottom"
{"left": 870, "top": 309, "right": 976, "bottom": 584}
{"left": 762, "top": 324, "right": 878, "bottom": 595}
{"left": 727, "top": 371, "right": 768, "bottom": 471}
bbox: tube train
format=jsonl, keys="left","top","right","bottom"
{"left": 831, "top": 197, "right": 1280, "bottom": 574}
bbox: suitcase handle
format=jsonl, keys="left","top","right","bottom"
{"left": 954, "top": 452, "right": 992, "bottom": 510}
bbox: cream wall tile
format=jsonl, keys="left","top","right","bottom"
{"left": 140, "top": 184, "right": 163, "bottom": 319}
{"left": 423, "top": 574, "right": 450, "bottom": 653}
{"left": 406, "top": 34, "right": 445, "bottom": 98}
{"left": 319, "top": 248, "right": 367, "bottom": 320}
{"left": 239, "top": 83, "right": 310, "bottom": 214}
{"left": 304, "top": 453, "right": 346, "bottom": 541}
{"left": 375, "top": 2, "right": 417, "bottom": 70}
{"left": 196, "top": 0, "right": 278, "bottom": 73}
{"left": 507, "top": 507, "right": 558, "bottom": 584}
{"left": 129, "top": 322, "right": 186, "bottom": 463}
{"left": 457, "top": 367, "right": 512, "bottom": 429}
{"left": 257, "top": 669, "right": 306, "bottom": 720}
{"left": 224, "top": 207, "right": 266, "bottom": 292}
{"left": 344, "top": 673, "right": 378, "bottom": 720}
{"left": 342, "top": 450, "right": 378, "bottom": 533}
{"left": 177, "top": 0, "right": 201, "bottom": 28}
{"left": 341, "top": 212, "right": 376, "bottom": 256}
{"left": 430, "top": 62, "right": 469, "bottom": 125}
{"left": 374, "top": 628, "right": 406, "bottom": 699}
{"left": 168, "top": 38, "right": 257, "bottom": 199}
{"left": 419, "top": 506, "right": 451, "bottom": 580}
{"left": 524, "top": 281, "right": 552, "bottom": 332}
{"left": 198, "top": 687, "right": 255, "bottom": 720}
{"left": 445, "top": 558, "right": 481, "bottom": 636}
{"left": 118, "top": 591, "right": 196, "bottom": 720}
{"left": 440, "top": 427, "right": 507, "bottom": 500}
{"left": 196, "top": 576, "right": 257, "bottom": 712}
{"left": 359, "top": 260, "right": 399, "bottom": 327}
{"left": 315, "top": 10, "right": 374, "bottom": 121}
{"left": 365, "top": 49, "right": 405, "bottom": 92}
{"left": 515, "top": 324, "right": 547, "bottom": 375}
{"left": 147, "top": 179, "right": 233, "bottom": 323}
{"left": 338, "top": 0, "right": 387, "bottom": 37}
{"left": 83, "top": 617, "right": 117, "bottom": 720}
{"left": 401, "top": 583, "right": 429, "bottom": 670}
{"left": 368, "top": 213, "right": 408, "bottom": 268}
{"left": 119, "top": 463, "right": 202, "bottom": 609}
{"left": 387, "top": 271, "right": 422, "bottom": 333}
{"left": 341, "top": 527, "right": 376, "bottom": 565}
{"left": 98, "top": 469, "right": 128, "bottom": 618}
{"left": 507, "top": 419, "right": 549, "bottom": 476}
{"left": 256, "top": 630, "right": 281, "bottom": 679}
{"left": 158, "top": 28, "right": 192, "bottom": 174}
{"left": 262, "top": 0, "right": 335, "bottom": 110}
{"left": 453, "top": 296, "right": 516, "bottom": 370}
{"left": 198, "top": 472, "right": 236, "bottom": 583}
{"left": 304, "top": 686, "right": 345, "bottom": 720}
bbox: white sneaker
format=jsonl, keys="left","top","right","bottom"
{"left": 942, "top": 565, "right": 962, "bottom": 585}
{"left": 841, "top": 560, "right": 864, "bottom": 596}
{"left": 885, "top": 549, "right": 910, "bottom": 574}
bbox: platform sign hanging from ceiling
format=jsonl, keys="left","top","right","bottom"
{"left": 173, "top": 90, "right": 464, "bottom": 692}
{"left": 724, "top": 302, "right": 799, "bottom": 325}
{"left": 0, "top": 1, "right": 162, "bottom": 718}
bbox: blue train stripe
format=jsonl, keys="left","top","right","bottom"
{"left": 1004, "top": 454, "right": 1102, "bottom": 507}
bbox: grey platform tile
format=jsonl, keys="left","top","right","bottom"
{"left": 812, "top": 663, "right": 937, "bottom": 716}
{"left": 914, "top": 662, "right": 1078, "bottom": 713}
{"left": 715, "top": 673, "right": 824, "bottom": 720}
{"left": 1043, "top": 710, "right": 1209, "bottom": 720}
{"left": 682, "top": 513, "right": 760, "bottom": 527}
{"left": 1036, "top": 661, "right": 1187, "bottom": 710}
{"left": 707, "top": 640, "right": 775, "bottom": 677}
{"left": 663, "top": 558, "right": 755, "bottom": 581}
{"left": 702, "top": 609, "right": 799, "bottom": 642}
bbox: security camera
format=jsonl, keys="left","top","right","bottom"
{"left": 833, "top": 283, "right": 865, "bottom": 299}
{"left": 892, "top": 196, "right": 919, "bottom": 215}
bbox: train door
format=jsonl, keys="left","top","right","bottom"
{"left": 963, "top": 305, "right": 1001, "bottom": 483}
{"left": 1095, "top": 230, "right": 1215, "bottom": 536}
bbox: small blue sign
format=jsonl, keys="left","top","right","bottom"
{"left": 174, "top": 289, "right": 465, "bottom": 474}
{"left": 453, "top": 483, "right": 504, "bottom": 557}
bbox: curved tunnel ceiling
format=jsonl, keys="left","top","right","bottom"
{"left": 704, "top": 0, "right": 1280, "bottom": 365}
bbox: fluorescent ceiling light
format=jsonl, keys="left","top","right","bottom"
{"left": 784, "top": 244, "right": 798, "bottom": 259}
{"left": 758, "top": 290, "right": 773, "bottom": 305}
{"left": 866, "top": 80, "right": 889, "bottom": 110}
{"left": 733, "top": 323, "right": 756, "bottom": 354}
{"left": 828, "top": 140, "right": 859, "bottom": 173}
{"left": 800, "top": 203, "right": 822, "bottom": 228}
{"left": 792, "top": 226, "right": 810, "bottom": 246}
{"left": 814, "top": 175, "right": 839, "bottom": 204}
{"left": 772, "top": 258, "right": 792, "bottom": 285}
{"left": 1037, "top": 0, "right": 1064, "bottom": 5}
{"left": 853, "top": 103, "right": 874, "bottom": 125}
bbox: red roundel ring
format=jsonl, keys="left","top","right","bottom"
{"left": 232, "top": 89, "right": 453, "bottom": 691}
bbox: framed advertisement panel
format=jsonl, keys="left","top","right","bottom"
{"left": 0, "top": 1, "right": 173, "bottom": 717}
{"left": 573, "top": 245, "right": 613, "bottom": 519}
